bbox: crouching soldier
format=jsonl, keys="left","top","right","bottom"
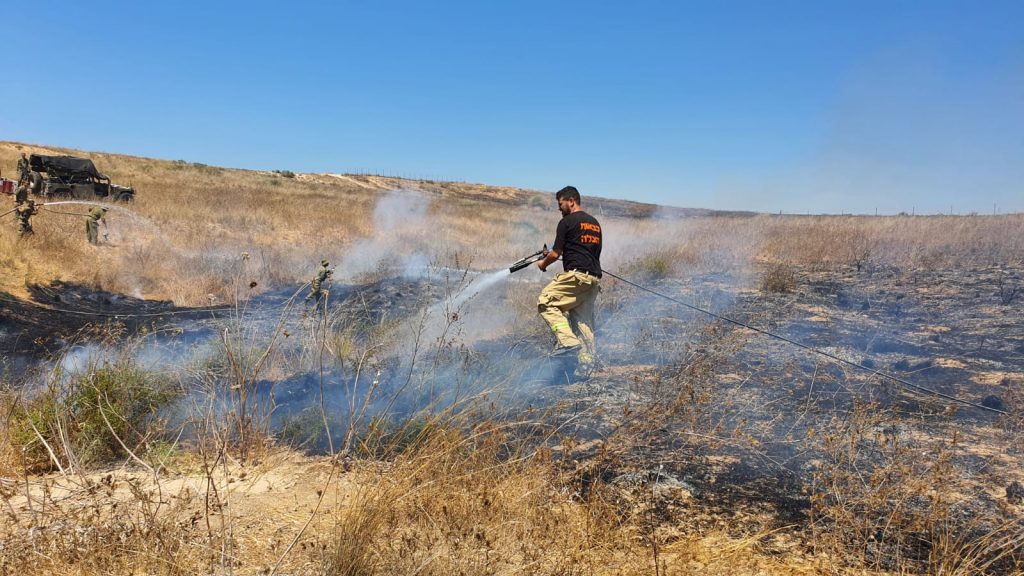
{"left": 308, "top": 259, "right": 333, "bottom": 307}
{"left": 86, "top": 206, "right": 107, "bottom": 244}
{"left": 15, "top": 200, "right": 39, "bottom": 236}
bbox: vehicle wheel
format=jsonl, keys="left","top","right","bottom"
{"left": 29, "top": 172, "right": 43, "bottom": 194}
{"left": 47, "top": 183, "right": 70, "bottom": 197}
{"left": 118, "top": 192, "right": 135, "bottom": 202}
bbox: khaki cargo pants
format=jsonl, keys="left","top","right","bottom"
{"left": 538, "top": 270, "right": 600, "bottom": 364}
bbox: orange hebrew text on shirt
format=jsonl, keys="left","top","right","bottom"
{"left": 580, "top": 234, "right": 601, "bottom": 244}
{"left": 579, "top": 222, "right": 602, "bottom": 233}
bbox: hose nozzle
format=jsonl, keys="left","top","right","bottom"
{"left": 509, "top": 244, "right": 547, "bottom": 273}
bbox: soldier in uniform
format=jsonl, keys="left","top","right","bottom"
{"left": 16, "top": 153, "right": 29, "bottom": 181}
{"left": 15, "top": 200, "right": 38, "bottom": 236}
{"left": 14, "top": 178, "right": 29, "bottom": 205}
{"left": 308, "top": 259, "right": 333, "bottom": 307}
{"left": 86, "top": 206, "right": 108, "bottom": 244}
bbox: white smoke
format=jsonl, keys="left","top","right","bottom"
{"left": 336, "top": 189, "right": 433, "bottom": 280}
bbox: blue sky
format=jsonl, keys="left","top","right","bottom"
{"left": 3, "top": 1, "right": 1021, "bottom": 214}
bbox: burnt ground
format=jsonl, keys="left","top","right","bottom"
{"left": 0, "top": 277, "right": 433, "bottom": 377}
{"left": 0, "top": 281, "right": 190, "bottom": 369}
{"left": 3, "top": 264, "right": 1022, "bottom": 567}
{"left": 534, "top": 262, "right": 1024, "bottom": 565}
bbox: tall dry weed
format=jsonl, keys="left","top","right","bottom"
{"left": 808, "top": 402, "right": 1022, "bottom": 573}
{"left": 322, "top": 423, "right": 645, "bottom": 575}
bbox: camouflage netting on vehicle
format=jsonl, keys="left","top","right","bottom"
{"left": 29, "top": 155, "right": 108, "bottom": 179}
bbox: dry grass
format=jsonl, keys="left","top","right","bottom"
{"left": 4, "top": 141, "right": 1022, "bottom": 306}
{"left": 808, "top": 403, "right": 1021, "bottom": 573}
{"left": 756, "top": 214, "right": 1024, "bottom": 270}
{"left": 317, "top": 421, "right": 828, "bottom": 576}
{"left": 2, "top": 142, "right": 378, "bottom": 304}
{"left": 324, "top": 425, "right": 641, "bottom": 575}
{"left": 2, "top": 141, "right": 1023, "bottom": 575}
{"left": 0, "top": 142, "right": 564, "bottom": 305}
{"left": 608, "top": 213, "right": 1023, "bottom": 276}
{"left": 0, "top": 417, "right": 814, "bottom": 576}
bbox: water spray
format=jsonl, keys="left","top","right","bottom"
{"left": 38, "top": 200, "right": 120, "bottom": 211}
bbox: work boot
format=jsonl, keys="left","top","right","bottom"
{"left": 550, "top": 344, "right": 581, "bottom": 357}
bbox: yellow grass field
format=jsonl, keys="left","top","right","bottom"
{"left": 3, "top": 141, "right": 1020, "bottom": 306}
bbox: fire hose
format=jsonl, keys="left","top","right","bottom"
{"left": 40, "top": 207, "right": 90, "bottom": 216}
{"left": 0, "top": 282, "right": 312, "bottom": 319}
{"left": 3, "top": 204, "right": 102, "bottom": 219}
{"left": 508, "top": 247, "right": 1008, "bottom": 415}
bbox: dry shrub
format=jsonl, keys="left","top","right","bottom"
{"left": 0, "top": 478, "right": 200, "bottom": 575}
{"left": 809, "top": 403, "right": 1023, "bottom": 574}
{"left": 625, "top": 252, "right": 678, "bottom": 281}
{"left": 614, "top": 248, "right": 696, "bottom": 280}
{"left": 759, "top": 262, "right": 797, "bottom": 293}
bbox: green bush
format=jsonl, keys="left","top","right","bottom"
{"left": 11, "top": 361, "right": 180, "bottom": 470}
{"left": 277, "top": 407, "right": 330, "bottom": 451}
{"left": 356, "top": 416, "right": 442, "bottom": 458}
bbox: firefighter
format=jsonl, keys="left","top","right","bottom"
{"left": 86, "top": 206, "right": 107, "bottom": 244}
{"left": 535, "top": 186, "right": 603, "bottom": 378}
{"left": 308, "top": 259, "right": 333, "bottom": 307}
{"left": 14, "top": 200, "right": 38, "bottom": 236}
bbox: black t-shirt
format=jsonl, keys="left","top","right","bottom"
{"left": 553, "top": 210, "right": 602, "bottom": 277}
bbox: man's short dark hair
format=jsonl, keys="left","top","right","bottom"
{"left": 555, "top": 186, "right": 581, "bottom": 204}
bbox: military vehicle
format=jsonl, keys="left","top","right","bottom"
{"left": 27, "top": 154, "right": 135, "bottom": 201}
